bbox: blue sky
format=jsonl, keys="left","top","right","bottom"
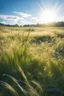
{"left": 0, "top": 0, "right": 64, "bottom": 25}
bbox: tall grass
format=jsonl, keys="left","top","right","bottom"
{"left": 0, "top": 65, "right": 43, "bottom": 96}
{"left": 0, "top": 27, "right": 64, "bottom": 96}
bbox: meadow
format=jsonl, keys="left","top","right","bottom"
{"left": 0, "top": 26, "right": 64, "bottom": 96}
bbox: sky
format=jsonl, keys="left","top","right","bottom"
{"left": 0, "top": 0, "right": 64, "bottom": 25}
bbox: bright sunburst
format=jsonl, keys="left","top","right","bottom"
{"left": 39, "top": 7, "right": 58, "bottom": 23}
{"left": 43, "top": 9, "right": 56, "bottom": 23}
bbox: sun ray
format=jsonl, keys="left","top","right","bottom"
{"left": 36, "top": 0, "right": 62, "bottom": 23}
{"left": 38, "top": 5, "right": 62, "bottom": 23}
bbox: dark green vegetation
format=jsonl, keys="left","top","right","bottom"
{"left": 0, "top": 26, "right": 64, "bottom": 96}
{"left": 1, "top": 21, "right": 64, "bottom": 27}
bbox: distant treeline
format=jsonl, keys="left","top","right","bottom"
{"left": 23, "top": 22, "right": 64, "bottom": 27}
{"left": 0, "top": 23, "right": 19, "bottom": 27}
{"left": 0, "top": 22, "right": 64, "bottom": 27}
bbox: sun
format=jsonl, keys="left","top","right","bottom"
{"left": 43, "top": 9, "right": 56, "bottom": 23}
{"left": 39, "top": 8, "right": 57, "bottom": 23}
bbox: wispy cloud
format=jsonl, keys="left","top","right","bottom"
{"left": 13, "top": 11, "right": 32, "bottom": 18}
{"left": 0, "top": 11, "right": 38, "bottom": 25}
{"left": 0, "top": 14, "right": 23, "bottom": 20}
{"left": 0, "top": 14, "right": 15, "bottom": 20}
{"left": 0, "top": 14, "right": 24, "bottom": 25}
{"left": 31, "top": 17, "right": 38, "bottom": 20}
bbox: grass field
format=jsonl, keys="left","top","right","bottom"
{"left": 0, "top": 26, "right": 64, "bottom": 96}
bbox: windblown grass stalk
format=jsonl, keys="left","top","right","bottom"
{"left": 0, "top": 65, "right": 42, "bottom": 96}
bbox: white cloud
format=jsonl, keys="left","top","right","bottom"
{"left": 13, "top": 11, "right": 32, "bottom": 18}
{"left": 31, "top": 17, "right": 37, "bottom": 20}
{"left": 0, "top": 13, "right": 37, "bottom": 25}
{"left": 0, "top": 12, "right": 38, "bottom": 25}
{"left": 0, "top": 14, "right": 23, "bottom": 21}
{"left": 0, "top": 15, "right": 8, "bottom": 20}
{"left": 0, "top": 14, "right": 33, "bottom": 25}
{"left": 0, "top": 14, "right": 24, "bottom": 25}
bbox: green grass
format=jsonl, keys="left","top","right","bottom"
{"left": 0, "top": 26, "right": 64, "bottom": 96}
